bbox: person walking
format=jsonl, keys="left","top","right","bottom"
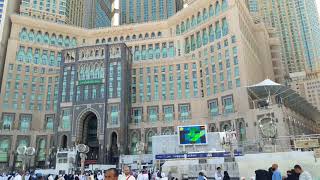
{"left": 215, "top": 167, "right": 224, "bottom": 180}
{"left": 223, "top": 171, "right": 230, "bottom": 180}
{"left": 119, "top": 165, "right": 135, "bottom": 180}
{"left": 294, "top": 165, "right": 312, "bottom": 180}
{"left": 271, "top": 164, "right": 282, "bottom": 180}
{"left": 197, "top": 172, "right": 207, "bottom": 180}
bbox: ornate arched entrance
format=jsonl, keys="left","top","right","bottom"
{"left": 79, "top": 112, "right": 99, "bottom": 162}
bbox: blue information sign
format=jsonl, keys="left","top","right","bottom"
{"left": 155, "top": 151, "right": 243, "bottom": 160}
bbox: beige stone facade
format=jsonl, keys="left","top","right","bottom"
{"left": 289, "top": 71, "right": 320, "bottom": 111}
{"left": 0, "top": 0, "right": 318, "bottom": 169}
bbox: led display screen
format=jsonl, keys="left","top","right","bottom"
{"left": 178, "top": 125, "right": 207, "bottom": 145}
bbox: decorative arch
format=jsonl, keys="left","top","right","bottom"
{"left": 130, "top": 131, "right": 140, "bottom": 154}
{"left": 28, "top": 29, "right": 35, "bottom": 42}
{"left": 75, "top": 108, "right": 102, "bottom": 138}
{"left": 35, "top": 31, "right": 43, "bottom": 43}
{"left": 215, "top": 1, "right": 221, "bottom": 16}
{"left": 146, "top": 130, "right": 156, "bottom": 154}
{"left": 19, "top": 28, "right": 28, "bottom": 41}
{"left": 50, "top": 33, "right": 57, "bottom": 46}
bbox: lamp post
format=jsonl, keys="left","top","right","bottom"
{"left": 16, "top": 146, "right": 35, "bottom": 171}
{"left": 76, "top": 144, "right": 89, "bottom": 175}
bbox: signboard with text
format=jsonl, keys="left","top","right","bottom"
{"left": 78, "top": 79, "right": 103, "bottom": 85}
{"left": 294, "top": 139, "right": 319, "bottom": 149}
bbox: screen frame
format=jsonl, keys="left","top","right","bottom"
{"left": 177, "top": 125, "right": 208, "bottom": 146}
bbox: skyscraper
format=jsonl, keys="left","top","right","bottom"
{"left": 120, "top": 0, "right": 184, "bottom": 24}
{"left": 83, "top": 0, "right": 113, "bottom": 28}
{"left": 0, "top": 0, "right": 21, "bottom": 90}
{"left": 247, "top": 0, "right": 320, "bottom": 74}
{"left": 19, "top": 0, "right": 67, "bottom": 24}
{"left": 65, "top": 0, "right": 84, "bottom": 27}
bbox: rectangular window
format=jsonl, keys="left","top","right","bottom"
{"left": 208, "top": 99, "right": 219, "bottom": 117}
{"left": 109, "top": 104, "right": 119, "bottom": 125}
{"left": 45, "top": 116, "right": 54, "bottom": 131}
{"left": 20, "top": 114, "right": 32, "bottom": 132}
{"left": 132, "top": 108, "right": 142, "bottom": 124}
{"left": 148, "top": 106, "right": 158, "bottom": 123}
{"left": 61, "top": 109, "right": 71, "bottom": 130}
{"left": 163, "top": 105, "right": 174, "bottom": 122}
{"left": 223, "top": 95, "right": 234, "bottom": 114}
{"left": 179, "top": 104, "right": 190, "bottom": 121}
{"left": 2, "top": 114, "right": 14, "bottom": 131}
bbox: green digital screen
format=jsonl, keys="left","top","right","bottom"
{"left": 178, "top": 125, "right": 207, "bottom": 145}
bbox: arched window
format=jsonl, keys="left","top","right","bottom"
{"left": 80, "top": 66, "right": 85, "bottom": 80}
{"left": 222, "top": 18, "right": 229, "bottom": 36}
{"left": 202, "top": 28, "right": 209, "bottom": 45}
{"left": 132, "top": 35, "right": 136, "bottom": 39}
{"left": 130, "top": 132, "right": 139, "bottom": 154}
{"left": 191, "top": 15, "right": 196, "bottom": 27}
{"left": 239, "top": 121, "right": 246, "bottom": 141}
{"left": 215, "top": 1, "right": 221, "bottom": 16}
{"left": 34, "top": 48, "right": 41, "bottom": 64}
{"left": 90, "top": 65, "right": 95, "bottom": 79}
{"left": 197, "top": 11, "right": 202, "bottom": 24}
{"left": 16, "top": 46, "right": 25, "bottom": 62}
{"left": 49, "top": 51, "right": 55, "bottom": 66}
{"left": 35, "top": 31, "right": 43, "bottom": 43}
{"left": 57, "top": 52, "right": 62, "bottom": 67}
{"left": 222, "top": 0, "right": 228, "bottom": 12}
{"left": 26, "top": 48, "right": 33, "bottom": 63}
{"left": 41, "top": 50, "right": 48, "bottom": 65}
{"left": 86, "top": 65, "right": 90, "bottom": 79}
{"left": 19, "top": 28, "right": 28, "bottom": 41}
{"left": 176, "top": 25, "right": 180, "bottom": 35}
{"left": 95, "top": 64, "right": 100, "bottom": 78}
{"left": 43, "top": 33, "right": 50, "bottom": 44}
{"left": 138, "top": 34, "right": 143, "bottom": 39}
{"left": 102, "top": 38, "right": 106, "bottom": 43}
{"left": 157, "top": 32, "right": 162, "bottom": 37}
{"left": 114, "top": 37, "right": 118, "bottom": 42}
{"left": 96, "top": 39, "right": 100, "bottom": 44}
{"left": 203, "top": 8, "right": 208, "bottom": 20}
{"left": 145, "top": 33, "right": 149, "bottom": 38}
{"left": 64, "top": 36, "right": 70, "bottom": 47}
{"left": 209, "top": 4, "right": 214, "bottom": 17}
{"left": 215, "top": 21, "right": 222, "bottom": 39}
{"left": 108, "top": 38, "right": 112, "bottom": 42}
{"left": 151, "top": 32, "right": 155, "bottom": 38}
{"left": 186, "top": 18, "right": 190, "bottom": 30}
{"left": 50, "top": 34, "right": 57, "bottom": 46}
{"left": 57, "top": 35, "right": 63, "bottom": 46}
{"left": 181, "top": 21, "right": 185, "bottom": 33}
{"left": 126, "top": 36, "right": 130, "bottom": 41}
{"left": 163, "top": 129, "right": 172, "bottom": 135}
{"left": 37, "top": 139, "right": 46, "bottom": 161}
{"left": 71, "top": 37, "right": 77, "bottom": 47}
{"left": 146, "top": 131, "right": 155, "bottom": 154}
{"left": 120, "top": 36, "right": 124, "bottom": 41}
{"left": 28, "top": 29, "right": 35, "bottom": 42}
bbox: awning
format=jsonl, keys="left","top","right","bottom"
{"left": 247, "top": 79, "right": 320, "bottom": 122}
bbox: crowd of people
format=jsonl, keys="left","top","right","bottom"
{"left": 255, "top": 164, "right": 312, "bottom": 180}
{"left": 0, "top": 164, "right": 314, "bottom": 180}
